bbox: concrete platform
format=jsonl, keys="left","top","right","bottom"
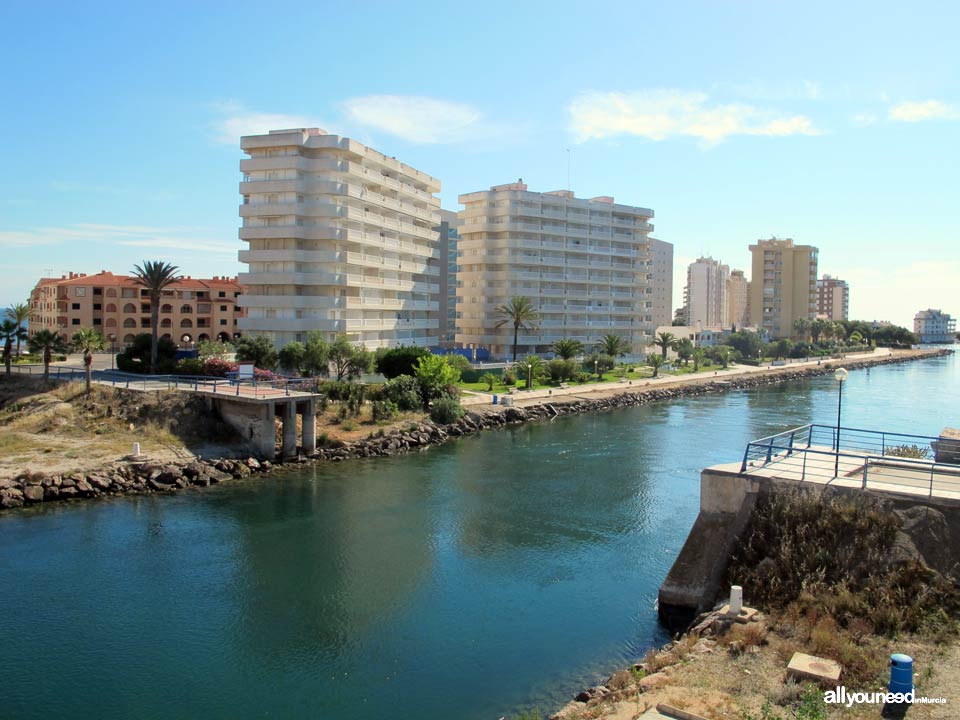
{"left": 787, "top": 652, "right": 842, "bottom": 685}
{"left": 718, "top": 605, "right": 759, "bottom": 623}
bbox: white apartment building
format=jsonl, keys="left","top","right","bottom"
{"left": 237, "top": 128, "right": 442, "bottom": 349}
{"left": 727, "top": 269, "right": 750, "bottom": 328}
{"left": 684, "top": 257, "right": 729, "bottom": 328}
{"left": 456, "top": 181, "right": 655, "bottom": 359}
{"left": 649, "top": 238, "right": 674, "bottom": 331}
{"left": 914, "top": 309, "right": 956, "bottom": 344}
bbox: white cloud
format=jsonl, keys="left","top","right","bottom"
{"left": 568, "top": 90, "right": 821, "bottom": 147}
{"left": 342, "top": 95, "right": 489, "bottom": 144}
{"left": 211, "top": 101, "right": 330, "bottom": 145}
{"left": 888, "top": 99, "right": 960, "bottom": 122}
{"left": 851, "top": 113, "right": 878, "bottom": 127}
{"left": 0, "top": 223, "right": 235, "bottom": 256}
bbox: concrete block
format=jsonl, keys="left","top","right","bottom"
{"left": 934, "top": 427, "right": 960, "bottom": 464}
{"left": 718, "top": 604, "right": 759, "bottom": 623}
{"left": 787, "top": 652, "right": 842, "bottom": 685}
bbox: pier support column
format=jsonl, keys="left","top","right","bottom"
{"left": 281, "top": 401, "right": 297, "bottom": 460}
{"left": 301, "top": 399, "right": 317, "bottom": 455}
{"left": 259, "top": 402, "right": 276, "bottom": 459}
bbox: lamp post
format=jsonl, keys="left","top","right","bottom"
{"left": 109, "top": 334, "right": 116, "bottom": 371}
{"left": 527, "top": 363, "right": 532, "bottom": 390}
{"left": 834, "top": 367, "right": 849, "bottom": 477}
{"left": 594, "top": 359, "right": 599, "bottom": 381}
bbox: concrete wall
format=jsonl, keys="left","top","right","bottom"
{"left": 210, "top": 397, "right": 275, "bottom": 458}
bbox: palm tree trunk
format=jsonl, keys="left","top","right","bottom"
{"left": 512, "top": 323, "right": 519, "bottom": 362}
{"left": 43, "top": 348, "right": 51, "bottom": 380}
{"left": 150, "top": 293, "right": 160, "bottom": 373}
{"left": 85, "top": 352, "right": 93, "bottom": 394}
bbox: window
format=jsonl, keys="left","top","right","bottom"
{"left": 161, "top": 304, "right": 172, "bottom": 313}
{"left": 71, "top": 318, "right": 80, "bottom": 325}
{"left": 123, "top": 303, "right": 136, "bottom": 313}
{"left": 106, "top": 288, "right": 117, "bottom": 298}
{"left": 75, "top": 288, "right": 86, "bottom": 297}
{"left": 141, "top": 304, "right": 150, "bottom": 313}
{"left": 219, "top": 319, "right": 227, "bottom": 326}
{"left": 93, "top": 303, "right": 101, "bottom": 311}
{"left": 93, "top": 318, "right": 102, "bottom": 326}
{"left": 218, "top": 291, "right": 226, "bottom": 298}
{"left": 72, "top": 303, "right": 80, "bottom": 310}
{"left": 220, "top": 305, "right": 227, "bottom": 312}
{"left": 180, "top": 304, "right": 192, "bottom": 313}
{"left": 93, "top": 288, "right": 102, "bottom": 296}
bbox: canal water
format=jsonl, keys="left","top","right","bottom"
{"left": 0, "top": 351, "right": 956, "bottom": 719}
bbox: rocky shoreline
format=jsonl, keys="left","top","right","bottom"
{"left": 0, "top": 349, "right": 948, "bottom": 512}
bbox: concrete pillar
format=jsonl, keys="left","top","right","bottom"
{"left": 259, "top": 403, "right": 276, "bottom": 459}
{"left": 301, "top": 399, "right": 317, "bottom": 455}
{"left": 281, "top": 401, "right": 297, "bottom": 460}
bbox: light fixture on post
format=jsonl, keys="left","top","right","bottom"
{"left": 527, "top": 363, "right": 532, "bottom": 390}
{"left": 834, "top": 367, "right": 849, "bottom": 477}
{"left": 594, "top": 359, "right": 599, "bottom": 380}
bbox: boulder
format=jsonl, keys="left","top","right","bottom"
{"left": 638, "top": 673, "right": 670, "bottom": 692}
{"left": 58, "top": 486, "right": 78, "bottom": 498}
{"left": 87, "top": 475, "right": 112, "bottom": 491}
{"left": 245, "top": 457, "right": 261, "bottom": 471}
{"left": 23, "top": 485, "right": 44, "bottom": 503}
{"left": 1, "top": 489, "right": 25, "bottom": 508}
{"left": 75, "top": 479, "right": 95, "bottom": 496}
{"left": 43, "top": 485, "right": 60, "bottom": 500}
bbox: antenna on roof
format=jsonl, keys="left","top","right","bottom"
{"left": 566, "top": 148, "right": 571, "bottom": 191}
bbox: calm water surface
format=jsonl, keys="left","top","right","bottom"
{"left": 0, "top": 351, "right": 956, "bottom": 719}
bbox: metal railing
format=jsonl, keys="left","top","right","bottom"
{"left": 740, "top": 424, "right": 959, "bottom": 498}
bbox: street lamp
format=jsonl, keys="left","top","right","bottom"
{"left": 834, "top": 367, "right": 849, "bottom": 477}
{"left": 527, "top": 363, "right": 532, "bottom": 390}
{"left": 594, "top": 359, "right": 599, "bottom": 381}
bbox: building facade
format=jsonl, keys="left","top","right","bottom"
{"left": 238, "top": 128, "right": 442, "bottom": 349}
{"left": 815, "top": 274, "right": 850, "bottom": 321}
{"left": 748, "top": 237, "right": 818, "bottom": 339}
{"left": 455, "top": 181, "right": 655, "bottom": 359}
{"left": 436, "top": 209, "right": 461, "bottom": 346}
{"left": 913, "top": 309, "right": 956, "bottom": 344}
{"left": 727, "top": 269, "right": 750, "bottom": 328}
{"left": 28, "top": 271, "right": 244, "bottom": 347}
{"left": 684, "top": 257, "right": 729, "bottom": 328}
{"left": 649, "top": 238, "right": 674, "bottom": 331}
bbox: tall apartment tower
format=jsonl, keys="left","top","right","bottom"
{"left": 749, "top": 237, "right": 818, "bottom": 339}
{"left": 238, "top": 128, "right": 442, "bottom": 349}
{"left": 727, "top": 269, "right": 750, "bottom": 328}
{"left": 684, "top": 257, "right": 729, "bottom": 327}
{"left": 436, "top": 209, "right": 461, "bottom": 346}
{"left": 456, "top": 181, "right": 655, "bottom": 359}
{"left": 816, "top": 274, "right": 850, "bottom": 321}
{"left": 648, "top": 238, "right": 674, "bottom": 331}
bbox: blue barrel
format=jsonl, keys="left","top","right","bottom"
{"left": 889, "top": 653, "right": 913, "bottom": 694}
{"left": 492, "top": 394, "right": 498, "bottom": 405}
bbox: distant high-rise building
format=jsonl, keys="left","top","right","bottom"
{"left": 749, "top": 237, "right": 818, "bottom": 339}
{"left": 648, "top": 238, "right": 674, "bottom": 331}
{"left": 238, "top": 127, "right": 442, "bottom": 349}
{"left": 684, "top": 257, "right": 729, "bottom": 327}
{"left": 727, "top": 269, "right": 750, "bottom": 328}
{"left": 816, "top": 274, "right": 850, "bottom": 321}
{"left": 456, "top": 180, "right": 655, "bottom": 358}
{"left": 913, "top": 309, "right": 956, "bottom": 344}
{"left": 436, "top": 209, "right": 460, "bottom": 346}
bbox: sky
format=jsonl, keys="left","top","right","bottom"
{"left": 1, "top": 0, "right": 957, "bottom": 328}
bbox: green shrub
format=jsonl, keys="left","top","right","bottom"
{"left": 376, "top": 345, "right": 430, "bottom": 379}
{"left": 365, "top": 383, "right": 386, "bottom": 402}
{"left": 548, "top": 358, "right": 579, "bottom": 383}
{"left": 371, "top": 400, "right": 398, "bottom": 422}
{"left": 414, "top": 354, "right": 461, "bottom": 405}
{"left": 480, "top": 372, "right": 497, "bottom": 391}
{"left": 385, "top": 375, "right": 422, "bottom": 412}
{"left": 429, "top": 397, "right": 464, "bottom": 424}
{"left": 318, "top": 380, "right": 353, "bottom": 400}
{"left": 174, "top": 358, "right": 206, "bottom": 375}
{"left": 501, "top": 368, "right": 517, "bottom": 386}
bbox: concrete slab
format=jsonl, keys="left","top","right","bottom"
{"left": 787, "top": 652, "right": 842, "bottom": 685}
{"left": 637, "top": 705, "right": 709, "bottom": 720}
{"left": 718, "top": 604, "right": 759, "bottom": 623}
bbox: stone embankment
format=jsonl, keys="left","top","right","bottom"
{"left": 0, "top": 349, "right": 947, "bottom": 512}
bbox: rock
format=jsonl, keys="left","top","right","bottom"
{"left": 58, "top": 486, "right": 78, "bottom": 498}
{"left": 638, "top": 672, "right": 670, "bottom": 692}
{"left": 23, "top": 485, "right": 44, "bottom": 503}
{"left": 245, "top": 457, "right": 261, "bottom": 470}
{"left": 182, "top": 462, "right": 204, "bottom": 479}
{"left": 0, "top": 478, "right": 15, "bottom": 491}
{"left": 1, "top": 489, "right": 25, "bottom": 508}
{"left": 75, "top": 479, "right": 95, "bottom": 496}
{"left": 43, "top": 485, "right": 60, "bottom": 500}
{"left": 87, "top": 475, "right": 112, "bottom": 491}
{"left": 147, "top": 478, "right": 174, "bottom": 492}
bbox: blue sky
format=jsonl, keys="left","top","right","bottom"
{"left": 1, "top": 0, "right": 957, "bottom": 328}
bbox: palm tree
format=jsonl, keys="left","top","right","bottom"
{"left": 1, "top": 320, "right": 27, "bottom": 375}
{"left": 494, "top": 296, "right": 539, "bottom": 362}
{"left": 810, "top": 318, "right": 827, "bottom": 345}
{"left": 692, "top": 347, "right": 706, "bottom": 372}
{"left": 654, "top": 331, "right": 677, "bottom": 360}
{"left": 72, "top": 328, "right": 105, "bottom": 394}
{"left": 552, "top": 338, "right": 584, "bottom": 360}
{"left": 131, "top": 261, "right": 180, "bottom": 372}
{"left": 647, "top": 354, "right": 665, "bottom": 378}
{"left": 27, "top": 330, "right": 68, "bottom": 380}
{"left": 714, "top": 345, "right": 734, "bottom": 369}
{"left": 519, "top": 354, "right": 545, "bottom": 389}
{"left": 675, "top": 337, "right": 694, "bottom": 366}
{"left": 5, "top": 302, "right": 29, "bottom": 357}
{"left": 596, "top": 334, "right": 630, "bottom": 358}
{"left": 793, "top": 317, "right": 810, "bottom": 342}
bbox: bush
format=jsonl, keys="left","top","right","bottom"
{"left": 234, "top": 335, "right": 278, "bottom": 371}
{"left": 174, "top": 358, "right": 205, "bottom": 375}
{"left": 575, "top": 372, "right": 592, "bottom": 383}
{"left": 376, "top": 346, "right": 430, "bottom": 379}
{"left": 501, "top": 368, "right": 517, "bottom": 386}
{"left": 444, "top": 353, "right": 471, "bottom": 374}
{"left": 429, "top": 397, "right": 464, "bottom": 424}
{"left": 384, "top": 375, "right": 422, "bottom": 412}
{"left": 318, "top": 380, "right": 353, "bottom": 400}
{"left": 115, "top": 333, "right": 177, "bottom": 374}
{"left": 203, "top": 358, "right": 238, "bottom": 377}
{"left": 414, "top": 354, "right": 461, "bottom": 405}
{"left": 371, "top": 400, "right": 398, "bottom": 422}
{"left": 584, "top": 353, "right": 615, "bottom": 374}
{"left": 548, "top": 358, "right": 579, "bottom": 383}
{"left": 480, "top": 372, "right": 497, "bottom": 391}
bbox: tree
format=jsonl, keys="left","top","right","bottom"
{"left": 376, "top": 345, "right": 430, "bottom": 379}
{"left": 198, "top": 339, "right": 232, "bottom": 359}
{"left": 773, "top": 338, "right": 793, "bottom": 360}
{"left": 116, "top": 333, "right": 178, "bottom": 373}
{"left": 675, "top": 337, "right": 694, "bottom": 366}
{"left": 131, "top": 261, "right": 181, "bottom": 373}
{"left": 493, "top": 296, "right": 539, "bottom": 362}
{"left": 552, "top": 338, "right": 584, "bottom": 360}
{"left": 726, "top": 331, "right": 763, "bottom": 360}
{"left": 1, "top": 320, "right": 27, "bottom": 375}
{"left": 647, "top": 354, "right": 665, "bottom": 378}
{"left": 278, "top": 341, "right": 306, "bottom": 375}
{"left": 27, "top": 330, "right": 69, "bottom": 380}
{"left": 4, "top": 302, "right": 29, "bottom": 357}
{"left": 301, "top": 332, "right": 330, "bottom": 377}
{"left": 480, "top": 372, "right": 497, "bottom": 391}
{"left": 72, "top": 328, "right": 105, "bottom": 394}
{"left": 235, "top": 335, "right": 279, "bottom": 371}
{"left": 713, "top": 345, "right": 734, "bottom": 369}
{"left": 596, "top": 334, "right": 630, "bottom": 358}
{"left": 654, "top": 331, "right": 677, "bottom": 360}
{"left": 518, "top": 354, "right": 547, "bottom": 388}
{"left": 413, "top": 354, "right": 461, "bottom": 407}
{"left": 328, "top": 334, "right": 374, "bottom": 381}
{"left": 810, "top": 318, "right": 828, "bottom": 345}
{"left": 793, "top": 317, "right": 810, "bottom": 342}
{"left": 692, "top": 347, "right": 706, "bottom": 372}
